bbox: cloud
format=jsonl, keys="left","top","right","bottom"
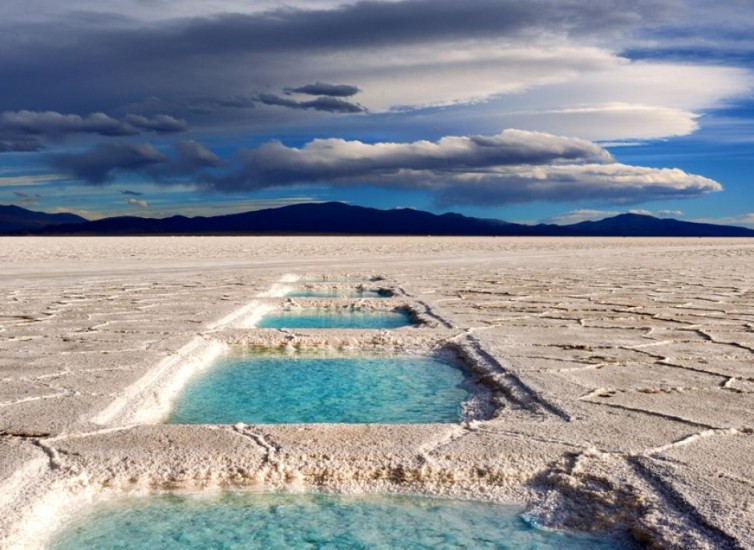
{"left": 0, "top": 137, "right": 41, "bottom": 152}
{"left": 50, "top": 140, "right": 223, "bottom": 184}
{"left": 258, "top": 94, "right": 365, "bottom": 113}
{"left": 0, "top": 173, "right": 65, "bottom": 186}
{"left": 122, "top": 114, "right": 188, "bottom": 133}
{"left": 120, "top": 189, "right": 144, "bottom": 196}
{"left": 41, "top": 128, "right": 725, "bottom": 206}
{"left": 629, "top": 209, "right": 683, "bottom": 217}
{"left": 0, "top": 0, "right": 748, "bottom": 145}
{"left": 13, "top": 191, "right": 42, "bottom": 206}
{"left": 286, "top": 82, "right": 361, "bottom": 97}
{"left": 210, "top": 129, "right": 611, "bottom": 190}
{"left": 126, "top": 198, "right": 149, "bottom": 209}
{"left": 494, "top": 103, "right": 701, "bottom": 141}
{"left": 1, "top": 110, "right": 135, "bottom": 137}
{"left": 186, "top": 95, "right": 256, "bottom": 113}
{"left": 0, "top": 1, "right": 693, "bottom": 115}
{"left": 431, "top": 164, "right": 720, "bottom": 206}
{"left": 175, "top": 140, "right": 223, "bottom": 169}
{"left": 203, "top": 129, "right": 720, "bottom": 205}
{"left": 52, "top": 141, "right": 169, "bottom": 184}
{"left": 0, "top": 111, "right": 189, "bottom": 153}
{"left": 166, "top": 140, "right": 225, "bottom": 176}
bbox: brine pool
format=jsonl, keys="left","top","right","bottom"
{"left": 168, "top": 353, "right": 470, "bottom": 424}
{"left": 50, "top": 493, "right": 625, "bottom": 550}
{"left": 256, "top": 309, "right": 413, "bottom": 329}
{"left": 286, "top": 289, "right": 391, "bottom": 298}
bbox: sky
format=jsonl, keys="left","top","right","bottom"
{"left": 1, "top": 0, "right": 753, "bottom": 227}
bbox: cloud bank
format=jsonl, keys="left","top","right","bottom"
{"left": 0, "top": 0, "right": 748, "bottom": 143}
{"left": 51, "top": 129, "right": 723, "bottom": 205}
{"left": 0, "top": 110, "right": 188, "bottom": 153}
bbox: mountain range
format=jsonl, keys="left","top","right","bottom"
{"left": 0, "top": 204, "right": 88, "bottom": 234}
{"left": 2, "top": 202, "right": 754, "bottom": 237}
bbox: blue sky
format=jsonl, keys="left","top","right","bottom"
{"left": 1, "top": 0, "right": 753, "bottom": 227}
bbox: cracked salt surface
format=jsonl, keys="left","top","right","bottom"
{"left": 2, "top": 237, "right": 753, "bottom": 549}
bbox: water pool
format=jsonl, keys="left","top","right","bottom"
{"left": 256, "top": 308, "right": 413, "bottom": 329}
{"left": 51, "top": 493, "right": 624, "bottom": 550}
{"left": 285, "top": 289, "right": 390, "bottom": 298}
{"left": 168, "top": 353, "right": 470, "bottom": 424}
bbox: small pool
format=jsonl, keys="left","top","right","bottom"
{"left": 286, "top": 289, "right": 391, "bottom": 298}
{"left": 51, "top": 493, "right": 624, "bottom": 550}
{"left": 256, "top": 308, "right": 413, "bottom": 329}
{"left": 168, "top": 353, "right": 469, "bottom": 424}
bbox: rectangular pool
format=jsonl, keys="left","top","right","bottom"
{"left": 168, "top": 352, "right": 470, "bottom": 424}
{"left": 256, "top": 308, "right": 413, "bottom": 329}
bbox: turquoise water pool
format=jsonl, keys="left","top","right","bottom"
{"left": 257, "top": 309, "right": 412, "bottom": 329}
{"left": 51, "top": 493, "right": 624, "bottom": 549}
{"left": 168, "top": 353, "right": 469, "bottom": 424}
{"left": 286, "top": 289, "right": 391, "bottom": 298}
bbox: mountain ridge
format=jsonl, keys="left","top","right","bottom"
{"left": 5, "top": 202, "right": 754, "bottom": 237}
{"left": 0, "top": 204, "right": 88, "bottom": 234}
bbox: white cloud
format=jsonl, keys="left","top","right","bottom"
{"left": 461, "top": 63, "right": 753, "bottom": 141}
{"left": 329, "top": 44, "right": 622, "bottom": 112}
{"left": 494, "top": 103, "right": 700, "bottom": 141}
{"left": 207, "top": 130, "right": 721, "bottom": 205}
{"left": 126, "top": 198, "right": 149, "bottom": 209}
{"left": 433, "top": 163, "right": 720, "bottom": 205}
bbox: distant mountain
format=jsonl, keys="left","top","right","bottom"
{"left": 566, "top": 213, "right": 754, "bottom": 237}
{"left": 0, "top": 204, "right": 88, "bottom": 234}
{"left": 13, "top": 202, "right": 754, "bottom": 237}
{"left": 26, "top": 202, "right": 540, "bottom": 236}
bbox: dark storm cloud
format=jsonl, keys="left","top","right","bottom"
{"left": 0, "top": 137, "right": 41, "bottom": 153}
{"left": 286, "top": 83, "right": 361, "bottom": 97}
{"left": 174, "top": 141, "right": 223, "bottom": 169}
{"left": 0, "top": 111, "right": 188, "bottom": 154}
{"left": 0, "top": 111, "right": 136, "bottom": 137}
{"left": 185, "top": 96, "right": 257, "bottom": 113}
{"left": 0, "top": 0, "right": 662, "bottom": 113}
{"left": 123, "top": 114, "right": 188, "bottom": 133}
{"left": 166, "top": 140, "right": 225, "bottom": 176}
{"left": 258, "top": 94, "right": 365, "bottom": 114}
{"left": 52, "top": 142, "right": 169, "bottom": 184}
{"left": 51, "top": 140, "right": 224, "bottom": 184}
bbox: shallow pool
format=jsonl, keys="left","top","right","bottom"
{"left": 256, "top": 308, "right": 413, "bottom": 329}
{"left": 51, "top": 493, "right": 623, "bottom": 550}
{"left": 168, "top": 353, "right": 470, "bottom": 424}
{"left": 286, "top": 289, "right": 390, "bottom": 298}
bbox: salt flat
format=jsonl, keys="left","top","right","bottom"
{"left": 1, "top": 237, "right": 752, "bottom": 548}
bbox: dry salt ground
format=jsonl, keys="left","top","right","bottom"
{"left": 1, "top": 236, "right": 753, "bottom": 548}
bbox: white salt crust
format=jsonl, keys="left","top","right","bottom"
{"left": 1, "top": 237, "right": 753, "bottom": 549}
